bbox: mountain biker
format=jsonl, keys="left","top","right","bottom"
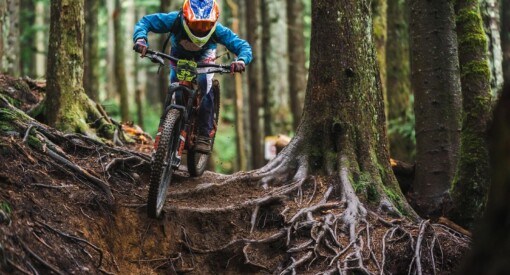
{"left": 133, "top": 0, "right": 252, "bottom": 154}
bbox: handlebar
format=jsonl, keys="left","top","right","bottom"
{"left": 135, "top": 46, "right": 231, "bottom": 73}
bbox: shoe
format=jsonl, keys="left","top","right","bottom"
{"left": 194, "top": 135, "right": 212, "bottom": 154}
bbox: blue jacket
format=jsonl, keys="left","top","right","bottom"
{"left": 133, "top": 11, "right": 252, "bottom": 64}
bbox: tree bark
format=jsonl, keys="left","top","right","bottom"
{"left": 34, "top": 1, "right": 46, "bottom": 79}
{"left": 503, "top": 0, "right": 510, "bottom": 86}
{"left": 261, "top": 0, "right": 272, "bottom": 137}
{"left": 480, "top": 0, "right": 504, "bottom": 98}
{"left": 286, "top": 0, "right": 306, "bottom": 131}
{"left": 2, "top": 0, "right": 20, "bottom": 76}
{"left": 226, "top": 0, "right": 247, "bottom": 171}
{"left": 19, "top": 0, "right": 35, "bottom": 77}
{"left": 450, "top": 0, "right": 492, "bottom": 228}
{"left": 0, "top": 0, "right": 5, "bottom": 65}
{"left": 158, "top": 0, "right": 171, "bottom": 104}
{"left": 372, "top": 0, "right": 388, "bottom": 117}
{"left": 457, "top": 84, "right": 510, "bottom": 275}
{"left": 84, "top": 0, "right": 100, "bottom": 101}
{"left": 386, "top": 0, "right": 414, "bottom": 162}
{"left": 245, "top": 0, "right": 263, "bottom": 169}
{"left": 45, "top": 0, "right": 115, "bottom": 138}
{"left": 409, "top": 0, "right": 462, "bottom": 217}
{"left": 106, "top": 0, "right": 117, "bottom": 100}
{"left": 114, "top": 0, "right": 130, "bottom": 122}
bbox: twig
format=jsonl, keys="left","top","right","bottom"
{"left": 38, "top": 221, "right": 104, "bottom": 268}
{"left": 18, "top": 239, "right": 65, "bottom": 275}
{"left": 6, "top": 259, "right": 32, "bottom": 275}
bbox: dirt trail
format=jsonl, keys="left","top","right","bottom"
{"left": 0, "top": 75, "right": 470, "bottom": 274}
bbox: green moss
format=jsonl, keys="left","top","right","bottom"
{"left": 456, "top": 8, "right": 482, "bottom": 29}
{"left": 461, "top": 60, "right": 491, "bottom": 79}
{"left": 0, "top": 201, "right": 11, "bottom": 214}
{"left": 458, "top": 33, "right": 487, "bottom": 51}
{"left": 383, "top": 186, "right": 407, "bottom": 216}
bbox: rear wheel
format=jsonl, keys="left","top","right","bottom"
{"left": 187, "top": 80, "right": 220, "bottom": 177}
{"left": 147, "top": 109, "right": 181, "bottom": 218}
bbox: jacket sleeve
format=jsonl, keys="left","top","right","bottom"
{"left": 214, "top": 23, "right": 253, "bottom": 65}
{"left": 133, "top": 11, "right": 179, "bottom": 44}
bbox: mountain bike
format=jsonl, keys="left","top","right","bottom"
{"left": 136, "top": 48, "right": 231, "bottom": 218}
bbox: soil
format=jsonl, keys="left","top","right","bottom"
{"left": 0, "top": 75, "right": 470, "bottom": 274}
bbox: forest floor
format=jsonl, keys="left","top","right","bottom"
{"left": 0, "top": 75, "right": 470, "bottom": 274}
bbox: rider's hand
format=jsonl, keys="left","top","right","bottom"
{"left": 133, "top": 38, "right": 148, "bottom": 57}
{"left": 230, "top": 60, "right": 245, "bottom": 74}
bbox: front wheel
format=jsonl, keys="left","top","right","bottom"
{"left": 147, "top": 109, "right": 181, "bottom": 218}
{"left": 187, "top": 80, "right": 220, "bottom": 177}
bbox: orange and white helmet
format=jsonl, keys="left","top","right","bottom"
{"left": 182, "top": 0, "right": 220, "bottom": 47}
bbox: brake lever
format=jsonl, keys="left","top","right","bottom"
{"left": 147, "top": 53, "right": 165, "bottom": 65}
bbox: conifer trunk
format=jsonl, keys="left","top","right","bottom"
{"left": 409, "top": 0, "right": 462, "bottom": 217}
{"left": 114, "top": 0, "right": 130, "bottom": 122}
{"left": 450, "top": 0, "right": 492, "bottom": 228}
{"left": 84, "top": 0, "right": 100, "bottom": 101}
{"left": 286, "top": 0, "right": 306, "bottom": 131}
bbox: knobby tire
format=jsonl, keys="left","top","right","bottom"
{"left": 147, "top": 109, "right": 181, "bottom": 218}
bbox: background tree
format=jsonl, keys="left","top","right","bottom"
{"left": 480, "top": 0, "right": 504, "bottom": 97}
{"left": 158, "top": 0, "right": 171, "bottom": 104}
{"left": 45, "top": 0, "right": 115, "bottom": 137}
{"left": 84, "top": 0, "right": 100, "bottom": 101}
{"left": 0, "top": 0, "right": 4, "bottom": 64}
{"left": 2, "top": 0, "right": 20, "bottom": 76}
{"left": 450, "top": 0, "right": 492, "bottom": 228}
{"left": 372, "top": 0, "right": 388, "bottom": 116}
{"left": 286, "top": 0, "right": 306, "bottom": 131}
{"left": 503, "top": 0, "right": 510, "bottom": 84}
{"left": 457, "top": 83, "right": 510, "bottom": 275}
{"left": 409, "top": 0, "right": 462, "bottom": 217}
{"left": 386, "top": 0, "right": 414, "bottom": 162}
{"left": 114, "top": 0, "right": 130, "bottom": 122}
{"left": 245, "top": 0, "right": 263, "bottom": 169}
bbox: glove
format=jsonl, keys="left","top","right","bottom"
{"left": 230, "top": 60, "right": 246, "bottom": 74}
{"left": 133, "top": 38, "right": 148, "bottom": 57}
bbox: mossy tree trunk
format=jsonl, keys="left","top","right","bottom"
{"left": 266, "top": 0, "right": 415, "bottom": 217}
{"left": 45, "top": 0, "right": 114, "bottom": 138}
{"left": 457, "top": 83, "right": 510, "bottom": 274}
{"left": 245, "top": 0, "right": 263, "bottom": 169}
{"left": 503, "top": 0, "right": 510, "bottom": 85}
{"left": 386, "top": 0, "right": 414, "bottom": 162}
{"left": 0, "top": 0, "right": 4, "bottom": 65}
{"left": 409, "top": 0, "right": 462, "bottom": 217}
{"left": 372, "top": 0, "right": 387, "bottom": 117}
{"left": 114, "top": 0, "right": 130, "bottom": 122}
{"left": 450, "top": 0, "right": 492, "bottom": 228}
{"left": 260, "top": 0, "right": 271, "bottom": 137}
{"left": 84, "top": 0, "right": 100, "bottom": 101}
{"left": 286, "top": 0, "right": 306, "bottom": 131}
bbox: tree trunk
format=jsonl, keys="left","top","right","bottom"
{"left": 409, "top": 0, "right": 462, "bottom": 217}
{"left": 106, "top": 0, "right": 117, "bottom": 100}
{"left": 286, "top": 0, "right": 306, "bottom": 131}
{"left": 84, "top": 0, "right": 100, "bottom": 101}
{"left": 45, "top": 0, "right": 115, "bottom": 138}
{"left": 34, "top": 1, "right": 46, "bottom": 79}
{"left": 159, "top": 0, "right": 171, "bottom": 104}
{"left": 386, "top": 0, "right": 414, "bottom": 162}
{"left": 245, "top": 0, "right": 263, "bottom": 169}
{"left": 503, "top": 0, "right": 510, "bottom": 86}
{"left": 226, "top": 0, "right": 247, "bottom": 171}
{"left": 480, "top": 0, "right": 504, "bottom": 98}
{"left": 0, "top": 0, "right": 5, "bottom": 64}
{"left": 372, "top": 0, "right": 388, "bottom": 117}
{"left": 457, "top": 84, "right": 510, "bottom": 275}
{"left": 19, "top": 0, "right": 35, "bottom": 77}
{"left": 261, "top": 0, "right": 272, "bottom": 137}
{"left": 2, "top": 0, "right": 20, "bottom": 76}
{"left": 268, "top": 0, "right": 415, "bottom": 218}
{"left": 450, "top": 0, "right": 492, "bottom": 228}
{"left": 114, "top": 0, "right": 130, "bottom": 122}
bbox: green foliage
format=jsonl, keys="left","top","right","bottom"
{"left": 388, "top": 95, "right": 416, "bottom": 157}
{"left": 0, "top": 201, "right": 11, "bottom": 214}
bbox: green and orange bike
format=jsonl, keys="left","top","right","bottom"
{"left": 136, "top": 48, "right": 231, "bottom": 218}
